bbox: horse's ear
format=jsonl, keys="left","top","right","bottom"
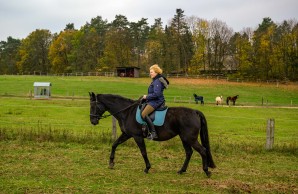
{"left": 92, "top": 92, "right": 96, "bottom": 99}
{"left": 89, "top": 92, "right": 96, "bottom": 100}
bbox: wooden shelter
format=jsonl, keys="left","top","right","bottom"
{"left": 116, "top": 66, "right": 140, "bottom": 78}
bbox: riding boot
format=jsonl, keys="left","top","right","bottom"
{"left": 143, "top": 116, "right": 158, "bottom": 140}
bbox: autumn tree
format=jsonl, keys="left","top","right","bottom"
{"left": 65, "top": 23, "right": 75, "bottom": 31}
{"left": 208, "top": 19, "right": 233, "bottom": 72}
{"left": 189, "top": 17, "right": 209, "bottom": 73}
{"left": 145, "top": 18, "right": 165, "bottom": 70}
{"left": 100, "top": 15, "right": 132, "bottom": 71}
{"left": 78, "top": 16, "right": 109, "bottom": 72}
{"left": 0, "top": 37, "right": 21, "bottom": 74}
{"left": 163, "top": 25, "right": 178, "bottom": 73}
{"left": 48, "top": 30, "right": 77, "bottom": 73}
{"left": 17, "top": 29, "right": 52, "bottom": 74}
{"left": 169, "top": 8, "right": 193, "bottom": 74}
{"left": 274, "top": 20, "right": 298, "bottom": 80}
{"left": 130, "top": 18, "right": 149, "bottom": 68}
{"left": 289, "top": 22, "right": 298, "bottom": 80}
{"left": 228, "top": 29, "right": 254, "bottom": 77}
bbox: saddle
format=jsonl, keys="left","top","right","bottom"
{"left": 136, "top": 102, "right": 168, "bottom": 126}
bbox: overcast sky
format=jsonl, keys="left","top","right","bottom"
{"left": 0, "top": 0, "right": 297, "bottom": 41}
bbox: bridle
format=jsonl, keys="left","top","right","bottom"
{"left": 90, "top": 101, "right": 109, "bottom": 120}
{"left": 90, "top": 98, "right": 141, "bottom": 120}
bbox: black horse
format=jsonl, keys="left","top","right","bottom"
{"left": 226, "top": 95, "right": 239, "bottom": 105}
{"left": 193, "top": 93, "right": 204, "bottom": 105}
{"left": 89, "top": 92, "right": 216, "bottom": 177}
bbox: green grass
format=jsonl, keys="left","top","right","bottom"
{"left": 0, "top": 140, "right": 297, "bottom": 193}
{"left": 0, "top": 75, "right": 297, "bottom": 105}
{"left": 0, "top": 75, "right": 297, "bottom": 193}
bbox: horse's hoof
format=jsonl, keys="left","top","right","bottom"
{"left": 205, "top": 171, "right": 212, "bottom": 178}
{"left": 109, "top": 163, "right": 114, "bottom": 169}
{"left": 177, "top": 170, "right": 186, "bottom": 174}
{"left": 144, "top": 168, "right": 149, "bottom": 174}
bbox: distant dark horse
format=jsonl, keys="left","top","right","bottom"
{"left": 226, "top": 95, "right": 239, "bottom": 105}
{"left": 89, "top": 92, "right": 216, "bottom": 177}
{"left": 193, "top": 93, "right": 204, "bottom": 105}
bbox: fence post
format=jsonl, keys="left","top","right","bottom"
{"left": 265, "top": 118, "right": 275, "bottom": 150}
{"left": 262, "top": 97, "right": 263, "bottom": 106}
{"left": 112, "top": 116, "right": 117, "bottom": 140}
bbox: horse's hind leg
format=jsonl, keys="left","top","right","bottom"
{"left": 109, "top": 132, "right": 131, "bottom": 169}
{"left": 191, "top": 141, "right": 211, "bottom": 177}
{"left": 178, "top": 140, "right": 193, "bottom": 174}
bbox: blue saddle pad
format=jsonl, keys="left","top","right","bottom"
{"left": 136, "top": 107, "right": 168, "bottom": 126}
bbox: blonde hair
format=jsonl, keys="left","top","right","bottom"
{"left": 150, "top": 64, "right": 163, "bottom": 74}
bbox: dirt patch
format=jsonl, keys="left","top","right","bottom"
{"left": 202, "top": 179, "right": 298, "bottom": 193}
{"left": 203, "top": 179, "right": 253, "bottom": 193}
{"left": 170, "top": 78, "right": 228, "bottom": 86}
{"left": 169, "top": 78, "right": 298, "bottom": 90}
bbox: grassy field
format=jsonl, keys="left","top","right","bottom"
{"left": 0, "top": 75, "right": 297, "bottom": 193}
{"left": 0, "top": 75, "right": 298, "bottom": 105}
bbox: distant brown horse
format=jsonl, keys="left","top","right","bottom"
{"left": 226, "top": 95, "right": 239, "bottom": 105}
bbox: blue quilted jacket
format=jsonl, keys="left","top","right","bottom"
{"left": 146, "top": 74, "right": 169, "bottom": 109}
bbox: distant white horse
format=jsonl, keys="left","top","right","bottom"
{"left": 215, "top": 96, "right": 223, "bottom": 105}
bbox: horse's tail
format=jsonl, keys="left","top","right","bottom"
{"left": 226, "top": 97, "right": 229, "bottom": 105}
{"left": 197, "top": 111, "right": 216, "bottom": 168}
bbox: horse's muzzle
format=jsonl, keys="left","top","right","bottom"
{"left": 90, "top": 118, "right": 99, "bottom": 125}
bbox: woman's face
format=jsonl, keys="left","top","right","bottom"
{"left": 149, "top": 69, "right": 157, "bottom": 78}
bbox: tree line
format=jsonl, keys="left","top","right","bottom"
{"left": 0, "top": 9, "right": 297, "bottom": 80}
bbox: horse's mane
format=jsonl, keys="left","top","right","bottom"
{"left": 97, "top": 94, "right": 137, "bottom": 104}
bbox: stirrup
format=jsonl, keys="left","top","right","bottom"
{"left": 147, "top": 133, "right": 154, "bottom": 140}
{"left": 141, "top": 125, "right": 147, "bottom": 132}
{"left": 147, "top": 132, "right": 158, "bottom": 140}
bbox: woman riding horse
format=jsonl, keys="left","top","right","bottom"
{"left": 89, "top": 93, "right": 216, "bottom": 177}
{"left": 142, "top": 64, "right": 169, "bottom": 140}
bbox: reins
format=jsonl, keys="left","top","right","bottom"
{"left": 91, "top": 97, "right": 142, "bottom": 119}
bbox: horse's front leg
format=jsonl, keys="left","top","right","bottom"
{"left": 109, "top": 132, "right": 131, "bottom": 169}
{"left": 133, "top": 136, "right": 151, "bottom": 173}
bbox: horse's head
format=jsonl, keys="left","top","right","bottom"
{"left": 89, "top": 92, "right": 107, "bottom": 125}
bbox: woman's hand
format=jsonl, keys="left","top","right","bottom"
{"left": 142, "top": 95, "right": 147, "bottom": 99}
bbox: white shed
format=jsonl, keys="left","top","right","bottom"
{"left": 33, "top": 82, "right": 52, "bottom": 99}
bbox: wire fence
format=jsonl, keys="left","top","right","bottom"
{"left": 1, "top": 102, "right": 297, "bottom": 127}
{"left": 1, "top": 100, "right": 297, "bottom": 150}
{"left": 3, "top": 71, "right": 298, "bottom": 84}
